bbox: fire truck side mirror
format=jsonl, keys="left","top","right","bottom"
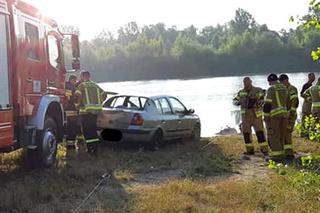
{"left": 71, "top": 34, "right": 80, "bottom": 59}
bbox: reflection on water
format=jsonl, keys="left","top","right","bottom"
{"left": 99, "top": 72, "right": 316, "bottom": 137}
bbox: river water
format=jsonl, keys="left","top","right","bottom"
{"left": 99, "top": 72, "right": 315, "bottom": 137}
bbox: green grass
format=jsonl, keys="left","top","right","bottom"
{"left": 1, "top": 135, "right": 320, "bottom": 212}
{"left": 0, "top": 138, "right": 233, "bottom": 212}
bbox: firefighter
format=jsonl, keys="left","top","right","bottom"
{"left": 65, "top": 75, "right": 78, "bottom": 149}
{"left": 75, "top": 71, "right": 106, "bottom": 154}
{"left": 302, "top": 77, "right": 320, "bottom": 120}
{"left": 279, "top": 74, "right": 298, "bottom": 160}
{"left": 233, "top": 77, "right": 268, "bottom": 156}
{"left": 300, "top": 73, "right": 315, "bottom": 137}
{"left": 263, "top": 74, "right": 289, "bottom": 162}
{"left": 75, "top": 77, "right": 85, "bottom": 142}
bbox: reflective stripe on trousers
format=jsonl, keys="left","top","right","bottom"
{"left": 270, "top": 107, "right": 287, "bottom": 117}
{"left": 312, "top": 102, "right": 320, "bottom": 109}
{"left": 245, "top": 143, "right": 253, "bottom": 148}
{"left": 259, "top": 141, "right": 268, "bottom": 148}
{"left": 270, "top": 150, "right": 285, "bottom": 157}
{"left": 66, "top": 110, "right": 78, "bottom": 117}
{"left": 284, "top": 144, "right": 293, "bottom": 150}
{"left": 86, "top": 138, "right": 99, "bottom": 144}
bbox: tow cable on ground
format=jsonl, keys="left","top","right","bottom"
{"left": 201, "top": 138, "right": 216, "bottom": 150}
{"left": 75, "top": 172, "right": 112, "bottom": 212}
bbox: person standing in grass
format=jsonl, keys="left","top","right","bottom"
{"left": 65, "top": 75, "right": 79, "bottom": 149}
{"left": 263, "top": 74, "right": 289, "bottom": 162}
{"left": 75, "top": 71, "right": 106, "bottom": 154}
{"left": 233, "top": 77, "right": 268, "bottom": 157}
{"left": 279, "top": 74, "right": 298, "bottom": 160}
{"left": 302, "top": 77, "right": 320, "bottom": 120}
{"left": 300, "top": 73, "right": 315, "bottom": 137}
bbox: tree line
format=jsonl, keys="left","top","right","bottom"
{"left": 63, "top": 8, "right": 320, "bottom": 82}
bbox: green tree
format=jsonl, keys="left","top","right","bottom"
{"left": 229, "top": 8, "right": 257, "bottom": 35}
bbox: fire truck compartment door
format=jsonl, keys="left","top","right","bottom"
{"left": 0, "top": 12, "right": 14, "bottom": 148}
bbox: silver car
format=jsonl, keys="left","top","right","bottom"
{"left": 97, "top": 95, "right": 201, "bottom": 147}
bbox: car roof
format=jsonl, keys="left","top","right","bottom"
{"left": 109, "top": 94, "right": 175, "bottom": 101}
{"left": 149, "top": 95, "right": 175, "bottom": 100}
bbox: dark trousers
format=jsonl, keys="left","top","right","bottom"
{"left": 81, "top": 113, "right": 99, "bottom": 152}
{"left": 66, "top": 115, "right": 78, "bottom": 142}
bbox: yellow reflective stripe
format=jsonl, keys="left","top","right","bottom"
{"left": 75, "top": 90, "right": 82, "bottom": 96}
{"left": 239, "top": 91, "right": 247, "bottom": 97}
{"left": 79, "top": 105, "right": 103, "bottom": 113}
{"left": 270, "top": 151, "right": 284, "bottom": 157}
{"left": 79, "top": 109, "right": 87, "bottom": 114}
{"left": 264, "top": 112, "right": 270, "bottom": 117}
{"left": 312, "top": 102, "right": 320, "bottom": 107}
{"left": 275, "top": 90, "right": 281, "bottom": 108}
{"left": 284, "top": 144, "right": 293, "bottom": 150}
{"left": 86, "top": 138, "right": 99, "bottom": 144}
{"left": 257, "top": 92, "right": 264, "bottom": 98}
{"left": 245, "top": 143, "right": 254, "bottom": 148}
{"left": 85, "top": 105, "right": 102, "bottom": 110}
{"left": 259, "top": 142, "right": 268, "bottom": 147}
{"left": 84, "top": 87, "right": 90, "bottom": 105}
{"left": 97, "top": 88, "right": 101, "bottom": 104}
{"left": 290, "top": 94, "right": 298, "bottom": 100}
{"left": 241, "top": 109, "right": 246, "bottom": 114}
{"left": 66, "top": 111, "right": 78, "bottom": 116}
{"left": 270, "top": 108, "right": 287, "bottom": 117}
{"left": 265, "top": 98, "right": 272, "bottom": 103}
{"left": 65, "top": 90, "right": 72, "bottom": 97}
{"left": 77, "top": 135, "right": 85, "bottom": 140}
{"left": 66, "top": 140, "right": 75, "bottom": 145}
{"left": 255, "top": 111, "right": 263, "bottom": 117}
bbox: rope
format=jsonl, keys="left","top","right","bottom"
{"left": 75, "top": 172, "right": 112, "bottom": 212}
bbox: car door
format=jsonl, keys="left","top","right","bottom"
{"left": 156, "top": 98, "right": 179, "bottom": 138}
{"left": 0, "top": 9, "right": 14, "bottom": 149}
{"left": 168, "top": 97, "right": 193, "bottom": 136}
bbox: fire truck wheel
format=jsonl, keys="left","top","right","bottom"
{"left": 37, "top": 116, "right": 58, "bottom": 167}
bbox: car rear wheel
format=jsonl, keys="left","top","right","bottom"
{"left": 150, "top": 129, "right": 164, "bottom": 150}
{"left": 191, "top": 124, "right": 201, "bottom": 142}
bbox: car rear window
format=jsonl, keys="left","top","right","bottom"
{"left": 104, "top": 96, "right": 148, "bottom": 110}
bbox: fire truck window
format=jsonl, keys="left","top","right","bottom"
{"left": 25, "top": 23, "right": 40, "bottom": 60}
{"left": 48, "top": 35, "right": 60, "bottom": 70}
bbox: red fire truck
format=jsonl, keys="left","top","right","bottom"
{"left": 0, "top": 0, "right": 80, "bottom": 167}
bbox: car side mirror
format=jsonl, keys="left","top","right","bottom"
{"left": 188, "top": 109, "right": 195, "bottom": 114}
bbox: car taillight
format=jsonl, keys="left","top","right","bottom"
{"left": 131, "top": 113, "right": 144, "bottom": 126}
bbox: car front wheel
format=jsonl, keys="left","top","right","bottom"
{"left": 28, "top": 116, "right": 58, "bottom": 168}
{"left": 191, "top": 124, "right": 201, "bottom": 142}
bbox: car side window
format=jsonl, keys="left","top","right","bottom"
{"left": 111, "top": 96, "right": 126, "bottom": 108}
{"left": 159, "top": 98, "right": 173, "bottom": 115}
{"left": 154, "top": 99, "right": 163, "bottom": 114}
{"left": 126, "top": 96, "right": 140, "bottom": 109}
{"left": 169, "top": 97, "right": 187, "bottom": 114}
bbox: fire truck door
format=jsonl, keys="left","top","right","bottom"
{"left": 0, "top": 12, "right": 14, "bottom": 149}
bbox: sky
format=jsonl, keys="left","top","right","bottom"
{"left": 25, "top": 0, "right": 310, "bottom": 40}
